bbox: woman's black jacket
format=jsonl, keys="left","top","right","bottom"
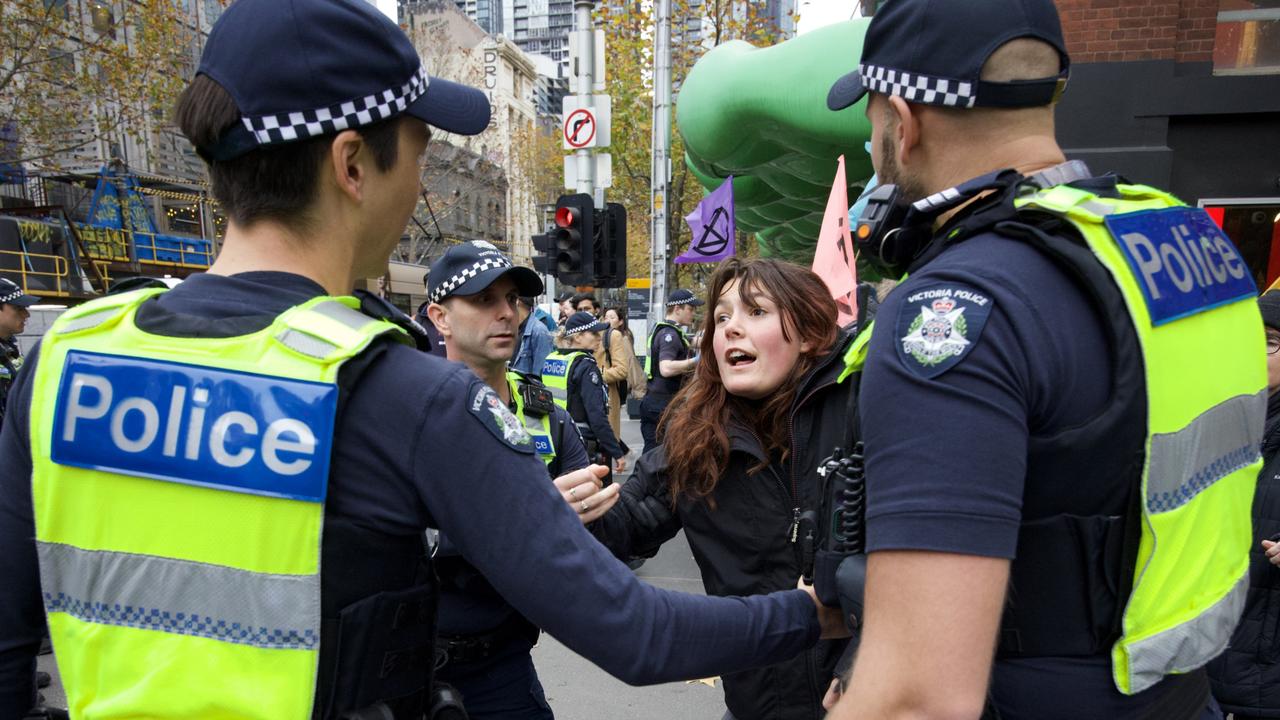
{"left": 1207, "top": 392, "right": 1280, "bottom": 717}
{"left": 591, "top": 332, "right": 855, "bottom": 720}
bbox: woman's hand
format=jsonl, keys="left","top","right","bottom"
{"left": 554, "top": 465, "right": 620, "bottom": 524}
{"left": 1263, "top": 538, "right": 1280, "bottom": 567}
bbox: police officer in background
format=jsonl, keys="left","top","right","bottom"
{"left": 424, "top": 241, "right": 610, "bottom": 718}
{"left": 0, "top": 278, "right": 38, "bottom": 431}
{"left": 639, "top": 289, "right": 702, "bottom": 453}
{"left": 543, "top": 312, "right": 628, "bottom": 476}
{"left": 414, "top": 272, "right": 447, "bottom": 356}
{"left": 0, "top": 1, "right": 846, "bottom": 717}
{"left": 823, "top": 1, "right": 1262, "bottom": 718}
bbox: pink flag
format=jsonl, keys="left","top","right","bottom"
{"left": 812, "top": 155, "right": 859, "bottom": 326}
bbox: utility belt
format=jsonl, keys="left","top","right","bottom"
{"left": 435, "top": 614, "right": 539, "bottom": 667}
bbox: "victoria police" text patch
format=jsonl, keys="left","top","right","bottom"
{"left": 895, "top": 283, "right": 993, "bottom": 379}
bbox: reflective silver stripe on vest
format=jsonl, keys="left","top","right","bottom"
{"left": 37, "top": 541, "right": 319, "bottom": 650}
{"left": 1125, "top": 570, "right": 1248, "bottom": 694}
{"left": 55, "top": 306, "right": 128, "bottom": 335}
{"left": 311, "top": 300, "right": 375, "bottom": 331}
{"left": 276, "top": 329, "right": 341, "bottom": 360}
{"left": 1146, "top": 391, "right": 1266, "bottom": 513}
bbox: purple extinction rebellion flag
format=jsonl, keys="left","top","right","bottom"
{"left": 677, "top": 176, "right": 735, "bottom": 263}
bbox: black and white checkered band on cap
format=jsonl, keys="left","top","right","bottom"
{"left": 859, "top": 64, "right": 976, "bottom": 108}
{"left": 428, "top": 255, "right": 512, "bottom": 304}
{"left": 242, "top": 66, "right": 430, "bottom": 146}
{"left": 0, "top": 288, "right": 25, "bottom": 304}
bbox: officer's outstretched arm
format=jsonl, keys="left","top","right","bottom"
{"left": 421, "top": 375, "right": 823, "bottom": 685}
{"left": 828, "top": 550, "right": 1008, "bottom": 719}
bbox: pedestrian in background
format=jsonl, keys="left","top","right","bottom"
{"left": 0, "top": 278, "right": 38, "bottom": 432}
{"left": 593, "top": 258, "right": 853, "bottom": 720}
{"left": 574, "top": 293, "right": 599, "bottom": 317}
{"left": 1207, "top": 290, "right": 1280, "bottom": 720}
{"left": 510, "top": 296, "right": 555, "bottom": 377}
{"left": 595, "top": 305, "right": 633, "bottom": 438}
{"left": 556, "top": 291, "right": 575, "bottom": 328}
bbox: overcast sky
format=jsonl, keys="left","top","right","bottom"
{"left": 374, "top": 0, "right": 855, "bottom": 35}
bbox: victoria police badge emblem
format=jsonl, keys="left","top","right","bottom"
{"left": 468, "top": 382, "right": 534, "bottom": 453}
{"left": 895, "top": 283, "right": 993, "bottom": 379}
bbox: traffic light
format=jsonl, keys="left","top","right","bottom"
{"left": 593, "top": 202, "right": 627, "bottom": 288}
{"left": 542, "top": 193, "right": 593, "bottom": 285}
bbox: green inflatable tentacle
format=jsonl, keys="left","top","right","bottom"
{"left": 676, "top": 20, "right": 874, "bottom": 264}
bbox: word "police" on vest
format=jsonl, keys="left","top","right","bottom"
{"left": 51, "top": 351, "right": 338, "bottom": 502}
{"left": 1106, "top": 207, "right": 1256, "bottom": 325}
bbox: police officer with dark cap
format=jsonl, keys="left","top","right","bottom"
{"left": 414, "top": 272, "right": 448, "bottom": 356}
{"left": 0, "top": 1, "right": 847, "bottom": 717}
{"left": 639, "top": 288, "right": 702, "bottom": 453}
{"left": 0, "top": 278, "right": 38, "bottom": 431}
{"left": 543, "top": 312, "right": 628, "bottom": 477}
{"left": 423, "top": 241, "right": 607, "bottom": 719}
{"left": 821, "top": 1, "right": 1262, "bottom": 718}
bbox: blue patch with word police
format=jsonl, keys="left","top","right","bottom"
{"left": 895, "top": 283, "right": 994, "bottom": 379}
{"left": 541, "top": 357, "right": 568, "bottom": 379}
{"left": 467, "top": 381, "right": 534, "bottom": 454}
{"left": 530, "top": 433, "right": 554, "bottom": 457}
{"left": 51, "top": 351, "right": 337, "bottom": 502}
{"left": 1105, "top": 207, "right": 1257, "bottom": 326}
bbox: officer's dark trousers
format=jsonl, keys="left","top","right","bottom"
{"left": 436, "top": 641, "right": 553, "bottom": 720}
{"left": 639, "top": 393, "right": 671, "bottom": 455}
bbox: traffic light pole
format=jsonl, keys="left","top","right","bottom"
{"left": 574, "top": 0, "right": 599, "bottom": 207}
{"left": 649, "top": 0, "right": 671, "bottom": 321}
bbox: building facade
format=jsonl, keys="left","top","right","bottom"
{"left": 1054, "top": 0, "right": 1280, "bottom": 287}
{"left": 401, "top": 1, "right": 540, "bottom": 267}
{"left": 858, "top": 0, "right": 1280, "bottom": 290}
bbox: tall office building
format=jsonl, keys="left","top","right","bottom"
{"left": 453, "top": 0, "right": 504, "bottom": 34}
{"left": 508, "top": 0, "right": 574, "bottom": 75}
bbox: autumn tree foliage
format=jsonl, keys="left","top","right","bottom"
{"left": 522, "top": 0, "right": 789, "bottom": 289}
{"left": 1, "top": 0, "right": 194, "bottom": 171}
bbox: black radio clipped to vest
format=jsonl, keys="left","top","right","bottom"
{"left": 807, "top": 444, "right": 868, "bottom": 629}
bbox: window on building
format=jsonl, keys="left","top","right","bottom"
{"left": 1203, "top": 202, "right": 1280, "bottom": 288}
{"left": 204, "top": 0, "right": 223, "bottom": 25}
{"left": 91, "top": 2, "right": 116, "bottom": 37}
{"left": 1214, "top": 1, "right": 1280, "bottom": 74}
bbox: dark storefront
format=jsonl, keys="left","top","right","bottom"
{"left": 1053, "top": 0, "right": 1280, "bottom": 286}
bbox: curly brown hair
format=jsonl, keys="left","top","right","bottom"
{"left": 659, "top": 258, "right": 838, "bottom": 505}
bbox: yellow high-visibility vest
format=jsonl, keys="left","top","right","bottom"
{"left": 30, "top": 288, "right": 406, "bottom": 718}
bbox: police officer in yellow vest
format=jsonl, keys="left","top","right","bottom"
{"left": 822, "top": 1, "right": 1264, "bottom": 718}
{"left": 0, "top": 1, "right": 851, "bottom": 717}
{"left": 543, "top": 313, "right": 628, "bottom": 478}
{"left": 423, "top": 241, "right": 606, "bottom": 718}
{"left": 639, "top": 290, "right": 702, "bottom": 454}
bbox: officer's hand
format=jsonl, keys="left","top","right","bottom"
{"left": 613, "top": 457, "right": 627, "bottom": 474}
{"left": 1263, "top": 539, "right": 1280, "bottom": 567}
{"left": 554, "top": 465, "right": 619, "bottom": 524}
{"left": 798, "top": 577, "right": 851, "bottom": 640}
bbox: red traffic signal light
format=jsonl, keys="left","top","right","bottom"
{"left": 555, "top": 206, "right": 577, "bottom": 228}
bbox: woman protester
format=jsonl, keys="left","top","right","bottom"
{"left": 1207, "top": 290, "right": 1280, "bottom": 719}
{"left": 593, "top": 258, "right": 854, "bottom": 720}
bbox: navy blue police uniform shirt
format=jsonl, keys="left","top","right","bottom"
{"left": 435, "top": 389, "right": 589, "bottom": 636}
{"left": 859, "top": 227, "right": 1186, "bottom": 717}
{"left": 567, "top": 354, "right": 626, "bottom": 459}
{"left": 0, "top": 272, "right": 820, "bottom": 715}
{"left": 648, "top": 325, "right": 689, "bottom": 396}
